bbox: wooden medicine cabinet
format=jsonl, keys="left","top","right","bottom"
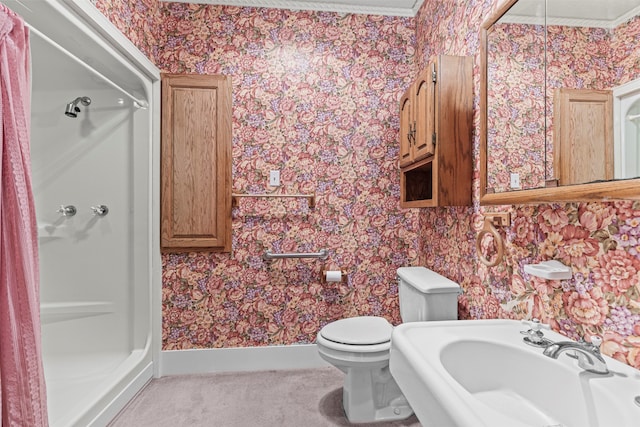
{"left": 480, "top": 0, "right": 640, "bottom": 205}
{"left": 399, "top": 55, "right": 473, "bottom": 208}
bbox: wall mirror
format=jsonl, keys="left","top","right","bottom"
{"left": 480, "top": 0, "right": 640, "bottom": 204}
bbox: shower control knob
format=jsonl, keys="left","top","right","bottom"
{"left": 57, "top": 205, "right": 77, "bottom": 217}
{"left": 91, "top": 205, "right": 109, "bottom": 217}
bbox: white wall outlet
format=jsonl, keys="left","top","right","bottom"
{"left": 269, "top": 170, "right": 280, "bottom": 186}
{"left": 510, "top": 173, "right": 520, "bottom": 189}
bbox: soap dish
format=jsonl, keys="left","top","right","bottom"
{"left": 524, "top": 260, "right": 572, "bottom": 280}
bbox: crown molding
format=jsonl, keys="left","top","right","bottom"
{"left": 160, "top": 0, "right": 424, "bottom": 17}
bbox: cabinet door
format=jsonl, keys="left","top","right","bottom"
{"left": 400, "top": 55, "right": 473, "bottom": 208}
{"left": 161, "top": 74, "right": 232, "bottom": 251}
{"left": 553, "top": 88, "right": 613, "bottom": 186}
{"left": 399, "top": 85, "right": 414, "bottom": 167}
{"left": 413, "top": 66, "right": 436, "bottom": 161}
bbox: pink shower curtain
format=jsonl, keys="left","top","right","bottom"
{"left": 0, "top": 4, "right": 48, "bottom": 426}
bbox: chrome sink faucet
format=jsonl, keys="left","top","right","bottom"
{"left": 543, "top": 336, "right": 609, "bottom": 375}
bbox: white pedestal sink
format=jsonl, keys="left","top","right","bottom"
{"left": 389, "top": 319, "right": 640, "bottom": 427}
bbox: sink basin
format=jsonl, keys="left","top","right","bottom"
{"left": 389, "top": 319, "right": 640, "bottom": 427}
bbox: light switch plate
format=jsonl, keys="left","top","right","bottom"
{"left": 510, "top": 173, "right": 520, "bottom": 189}
{"left": 269, "top": 170, "right": 280, "bottom": 186}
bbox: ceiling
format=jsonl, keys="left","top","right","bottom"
{"left": 162, "top": 0, "right": 425, "bottom": 17}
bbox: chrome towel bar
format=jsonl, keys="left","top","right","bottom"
{"left": 263, "top": 249, "right": 328, "bottom": 261}
{"left": 232, "top": 192, "right": 315, "bottom": 208}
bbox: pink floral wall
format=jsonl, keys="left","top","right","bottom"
{"left": 95, "top": 0, "right": 640, "bottom": 370}
{"left": 97, "top": 0, "right": 418, "bottom": 349}
{"left": 91, "top": 0, "right": 159, "bottom": 60}
{"left": 486, "top": 22, "right": 546, "bottom": 192}
{"left": 487, "top": 17, "right": 640, "bottom": 192}
{"left": 417, "top": 0, "right": 640, "bottom": 370}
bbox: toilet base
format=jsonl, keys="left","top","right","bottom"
{"left": 341, "top": 364, "right": 413, "bottom": 423}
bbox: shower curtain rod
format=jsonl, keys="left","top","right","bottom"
{"left": 28, "top": 26, "right": 149, "bottom": 109}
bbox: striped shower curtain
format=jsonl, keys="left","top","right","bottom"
{"left": 0, "top": 4, "right": 48, "bottom": 426}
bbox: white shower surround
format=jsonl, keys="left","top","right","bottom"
{"left": 0, "top": 0, "right": 161, "bottom": 425}
{"left": 614, "top": 77, "right": 640, "bottom": 179}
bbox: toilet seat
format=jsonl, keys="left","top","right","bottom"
{"left": 318, "top": 316, "right": 393, "bottom": 354}
{"left": 320, "top": 316, "right": 393, "bottom": 345}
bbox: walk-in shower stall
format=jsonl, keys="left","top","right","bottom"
{"left": 2, "top": 1, "right": 160, "bottom": 426}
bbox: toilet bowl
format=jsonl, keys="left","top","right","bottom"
{"left": 316, "top": 316, "right": 412, "bottom": 423}
{"left": 316, "top": 267, "right": 461, "bottom": 423}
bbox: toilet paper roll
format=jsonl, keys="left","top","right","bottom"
{"left": 325, "top": 270, "right": 343, "bottom": 282}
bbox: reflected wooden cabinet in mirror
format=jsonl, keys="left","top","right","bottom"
{"left": 480, "top": 0, "right": 640, "bottom": 205}
{"left": 400, "top": 55, "right": 473, "bottom": 208}
{"left": 554, "top": 89, "right": 613, "bottom": 186}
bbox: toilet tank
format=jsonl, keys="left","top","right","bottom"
{"left": 397, "top": 267, "right": 460, "bottom": 322}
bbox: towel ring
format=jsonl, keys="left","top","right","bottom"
{"left": 476, "top": 217, "right": 505, "bottom": 267}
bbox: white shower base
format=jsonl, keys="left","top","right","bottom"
{"left": 45, "top": 350, "right": 144, "bottom": 426}
{"left": 41, "top": 303, "right": 152, "bottom": 427}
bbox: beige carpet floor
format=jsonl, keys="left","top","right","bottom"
{"left": 108, "top": 367, "right": 421, "bottom": 426}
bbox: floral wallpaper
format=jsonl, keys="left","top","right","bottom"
{"left": 97, "top": 0, "right": 418, "bottom": 349}
{"left": 545, "top": 18, "right": 639, "bottom": 182}
{"left": 486, "top": 22, "right": 546, "bottom": 193}
{"left": 487, "top": 17, "right": 640, "bottom": 192}
{"left": 416, "top": 0, "right": 640, "bottom": 370}
{"left": 96, "top": 0, "right": 640, "bottom": 371}
{"left": 92, "top": 0, "right": 159, "bottom": 60}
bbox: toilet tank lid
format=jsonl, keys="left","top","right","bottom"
{"left": 397, "top": 267, "right": 461, "bottom": 294}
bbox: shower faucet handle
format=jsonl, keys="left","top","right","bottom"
{"left": 57, "top": 205, "right": 77, "bottom": 217}
{"left": 91, "top": 204, "right": 109, "bottom": 217}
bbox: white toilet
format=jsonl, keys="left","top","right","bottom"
{"left": 315, "top": 266, "right": 460, "bottom": 423}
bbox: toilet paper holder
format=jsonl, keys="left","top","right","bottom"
{"left": 322, "top": 269, "right": 347, "bottom": 283}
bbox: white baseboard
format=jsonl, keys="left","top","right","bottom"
{"left": 159, "top": 344, "right": 330, "bottom": 376}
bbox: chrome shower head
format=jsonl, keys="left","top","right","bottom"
{"left": 64, "top": 96, "right": 91, "bottom": 118}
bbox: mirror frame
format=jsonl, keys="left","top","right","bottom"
{"left": 480, "top": 0, "right": 640, "bottom": 205}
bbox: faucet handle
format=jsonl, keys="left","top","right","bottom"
{"left": 521, "top": 318, "right": 550, "bottom": 332}
{"left": 57, "top": 204, "right": 77, "bottom": 217}
{"left": 521, "top": 319, "right": 552, "bottom": 347}
{"left": 589, "top": 336, "right": 603, "bottom": 350}
{"left": 91, "top": 204, "right": 109, "bottom": 217}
